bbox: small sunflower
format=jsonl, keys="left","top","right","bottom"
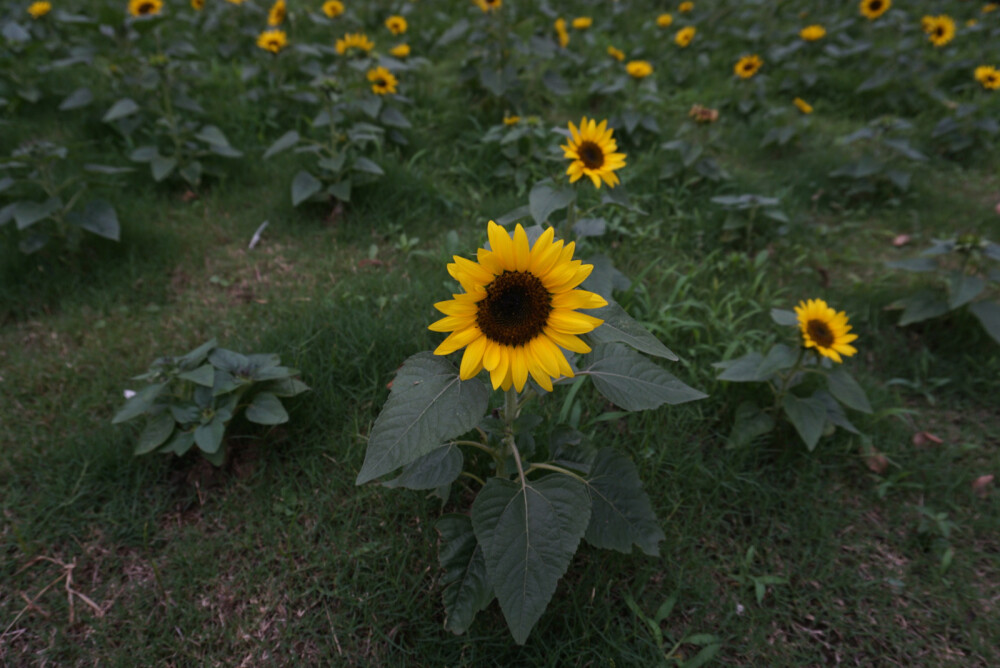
{"left": 975, "top": 65, "right": 1000, "bottom": 90}
{"left": 679, "top": 1, "right": 694, "bottom": 12}
{"left": 429, "top": 222, "right": 608, "bottom": 393}
{"left": 800, "top": 25, "right": 826, "bottom": 41}
{"left": 626, "top": 60, "right": 654, "bottom": 79}
{"left": 793, "top": 97, "right": 813, "bottom": 114}
{"left": 335, "top": 32, "right": 374, "bottom": 55}
{"left": 554, "top": 18, "right": 569, "bottom": 48}
{"left": 656, "top": 13, "right": 673, "bottom": 28}
{"left": 257, "top": 29, "right": 288, "bottom": 53}
{"left": 572, "top": 16, "right": 592, "bottom": 30}
{"left": 267, "top": 0, "right": 285, "bottom": 26}
{"left": 859, "top": 0, "right": 890, "bottom": 20}
{"left": 607, "top": 45, "right": 625, "bottom": 62}
{"left": 191, "top": 0, "right": 204, "bottom": 9}
{"left": 561, "top": 117, "right": 627, "bottom": 189}
{"left": 734, "top": 54, "right": 763, "bottom": 79}
{"left": 27, "top": 1, "right": 51, "bottom": 18}
{"left": 385, "top": 15, "right": 407, "bottom": 35}
{"left": 985, "top": 3, "right": 998, "bottom": 13}
{"left": 367, "top": 66, "right": 398, "bottom": 95}
{"left": 503, "top": 113, "right": 520, "bottom": 125}
{"left": 128, "top": 0, "right": 163, "bottom": 17}
{"left": 322, "top": 0, "right": 344, "bottom": 18}
{"left": 473, "top": 0, "right": 502, "bottom": 12}
{"left": 927, "top": 15, "right": 955, "bottom": 47}
{"left": 795, "top": 299, "right": 858, "bottom": 363}
{"left": 675, "top": 26, "right": 696, "bottom": 47}
{"left": 390, "top": 43, "right": 410, "bottom": 58}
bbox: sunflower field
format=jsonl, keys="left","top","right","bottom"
{"left": 2, "top": 0, "right": 1000, "bottom": 664}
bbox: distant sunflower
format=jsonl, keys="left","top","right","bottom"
{"left": 675, "top": 26, "right": 696, "bottom": 47}
{"left": 793, "top": 97, "right": 813, "bottom": 114}
{"left": 191, "top": 0, "right": 204, "bottom": 10}
{"left": 859, "top": 0, "right": 890, "bottom": 20}
{"left": 322, "top": 1, "right": 344, "bottom": 18}
{"left": 474, "top": 0, "right": 502, "bottom": 12}
{"left": 927, "top": 15, "right": 955, "bottom": 46}
{"left": 795, "top": 299, "right": 858, "bottom": 363}
{"left": 367, "top": 66, "right": 398, "bottom": 95}
{"left": 385, "top": 15, "right": 407, "bottom": 35}
{"left": 734, "top": 54, "right": 763, "bottom": 79}
{"left": 554, "top": 18, "right": 569, "bottom": 48}
{"left": 975, "top": 65, "right": 1000, "bottom": 90}
{"left": 390, "top": 43, "right": 410, "bottom": 58}
{"left": 27, "top": 1, "right": 51, "bottom": 18}
{"left": 607, "top": 45, "right": 625, "bottom": 61}
{"left": 503, "top": 114, "right": 520, "bottom": 125}
{"left": 572, "top": 16, "right": 592, "bottom": 30}
{"left": 429, "top": 222, "right": 608, "bottom": 392}
{"left": 561, "top": 117, "right": 627, "bottom": 189}
{"left": 800, "top": 25, "right": 826, "bottom": 41}
{"left": 128, "top": 0, "right": 163, "bottom": 17}
{"left": 257, "top": 29, "right": 288, "bottom": 53}
{"left": 985, "top": 3, "right": 998, "bottom": 13}
{"left": 679, "top": 1, "right": 694, "bottom": 12}
{"left": 267, "top": 0, "right": 285, "bottom": 26}
{"left": 335, "top": 32, "right": 374, "bottom": 55}
{"left": 626, "top": 60, "right": 653, "bottom": 79}
{"left": 656, "top": 13, "right": 673, "bottom": 28}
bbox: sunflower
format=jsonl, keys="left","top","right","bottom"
{"left": 679, "top": 1, "right": 693, "bottom": 12}
{"left": 734, "top": 54, "right": 763, "bottom": 79}
{"left": 561, "top": 117, "right": 627, "bottom": 189}
{"left": 322, "top": 1, "right": 344, "bottom": 18}
{"left": 385, "top": 15, "right": 407, "bottom": 35}
{"left": 572, "top": 16, "right": 592, "bottom": 30}
{"left": 927, "top": 15, "right": 955, "bottom": 47}
{"left": 656, "top": 13, "right": 673, "bottom": 28}
{"left": 27, "top": 1, "right": 51, "bottom": 18}
{"left": 390, "top": 43, "right": 410, "bottom": 58}
{"left": 474, "top": 0, "right": 502, "bottom": 12}
{"left": 793, "top": 97, "right": 813, "bottom": 114}
{"left": 626, "top": 60, "right": 653, "bottom": 79}
{"left": 985, "top": 3, "right": 998, "bottom": 13}
{"left": 429, "top": 222, "right": 608, "bottom": 392}
{"left": 607, "top": 45, "right": 625, "bottom": 61}
{"left": 503, "top": 114, "right": 520, "bottom": 125}
{"left": 335, "top": 32, "right": 374, "bottom": 55}
{"left": 191, "top": 0, "right": 204, "bottom": 9}
{"left": 800, "top": 25, "right": 826, "bottom": 41}
{"left": 794, "top": 299, "right": 858, "bottom": 363}
{"left": 257, "top": 29, "right": 287, "bottom": 53}
{"left": 128, "top": 0, "right": 163, "bottom": 17}
{"left": 675, "top": 26, "right": 696, "bottom": 47}
{"left": 920, "top": 15, "right": 936, "bottom": 32}
{"left": 975, "top": 65, "right": 1000, "bottom": 90}
{"left": 367, "top": 66, "right": 398, "bottom": 95}
{"left": 859, "top": 0, "right": 890, "bottom": 20}
{"left": 554, "top": 18, "right": 569, "bottom": 48}
{"left": 267, "top": 0, "right": 285, "bottom": 26}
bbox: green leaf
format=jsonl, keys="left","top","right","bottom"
{"left": 582, "top": 254, "right": 630, "bottom": 301}
{"left": 178, "top": 161, "right": 203, "bottom": 186}
{"left": 194, "top": 125, "right": 231, "bottom": 147}
{"left": 130, "top": 146, "right": 160, "bottom": 163}
{"left": 265, "top": 377, "right": 311, "bottom": 397}
{"left": 714, "top": 351, "right": 766, "bottom": 382}
{"left": 291, "top": 170, "right": 323, "bottom": 206}
{"left": 356, "top": 353, "right": 490, "bottom": 484}
{"left": 161, "top": 430, "right": 195, "bottom": 456}
{"left": 245, "top": 392, "right": 289, "bottom": 425}
{"left": 194, "top": 414, "right": 227, "bottom": 454}
{"left": 329, "top": 180, "right": 351, "bottom": 202}
{"left": 969, "top": 301, "right": 1000, "bottom": 345}
{"left": 583, "top": 344, "right": 706, "bottom": 410}
{"left": 770, "top": 308, "right": 798, "bottom": 326}
{"left": 66, "top": 199, "right": 119, "bottom": 241}
{"left": 948, "top": 273, "right": 985, "bottom": 310}
{"left": 380, "top": 106, "right": 411, "bottom": 128}
{"left": 826, "top": 368, "right": 872, "bottom": 414}
{"left": 13, "top": 198, "right": 62, "bottom": 230}
{"left": 59, "top": 87, "right": 93, "bottom": 111}
{"left": 384, "top": 444, "right": 463, "bottom": 490}
{"left": 472, "top": 475, "right": 591, "bottom": 645}
{"left": 728, "top": 401, "right": 775, "bottom": 448}
{"left": 112, "top": 383, "right": 167, "bottom": 424}
{"left": 529, "top": 180, "right": 575, "bottom": 225}
{"left": 150, "top": 156, "right": 177, "bottom": 182}
{"left": 102, "top": 98, "right": 140, "bottom": 122}
{"left": 134, "top": 412, "right": 175, "bottom": 455}
{"left": 897, "top": 292, "right": 950, "bottom": 326}
{"left": 178, "top": 339, "right": 217, "bottom": 368}
{"left": 584, "top": 301, "right": 678, "bottom": 361}
{"left": 583, "top": 448, "right": 664, "bottom": 556}
{"left": 756, "top": 344, "right": 798, "bottom": 379}
{"left": 177, "top": 364, "right": 215, "bottom": 387}
{"left": 263, "top": 130, "right": 299, "bottom": 159}
{"left": 782, "top": 393, "right": 827, "bottom": 451}
{"left": 437, "top": 514, "right": 493, "bottom": 635}
{"left": 353, "top": 157, "right": 384, "bottom": 175}
{"left": 886, "top": 257, "right": 938, "bottom": 273}
{"left": 208, "top": 348, "right": 250, "bottom": 372}
{"left": 683, "top": 642, "right": 722, "bottom": 668}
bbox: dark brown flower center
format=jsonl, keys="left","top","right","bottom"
{"left": 807, "top": 319, "right": 835, "bottom": 348}
{"left": 375, "top": 78, "right": 387, "bottom": 87}
{"left": 578, "top": 141, "right": 605, "bottom": 170}
{"left": 743, "top": 62, "right": 754, "bottom": 71}
{"left": 869, "top": 0, "right": 882, "bottom": 10}
{"left": 933, "top": 26, "right": 944, "bottom": 37}
{"left": 476, "top": 271, "right": 552, "bottom": 346}
{"left": 138, "top": 2, "right": 155, "bottom": 13}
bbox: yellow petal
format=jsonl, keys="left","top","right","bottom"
{"left": 487, "top": 220, "right": 514, "bottom": 270}
{"left": 512, "top": 224, "right": 530, "bottom": 272}
{"left": 548, "top": 310, "right": 603, "bottom": 334}
{"left": 511, "top": 348, "right": 529, "bottom": 391}
{"left": 460, "top": 335, "right": 488, "bottom": 379}
{"left": 433, "top": 326, "right": 481, "bottom": 355}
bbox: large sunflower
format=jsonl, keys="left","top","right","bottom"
{"left": 859, "top": 0, "right": 890, "bottom": 20}
{"left": 267, "top": 0, "right": 285, "bottom": 26}
{"left": 335, "top": 32, "right": 374, "bottom": 55}
{"left": 794, "top": 299, "right": 858, "bottom": 363}
{"left": 429, "top": 222, "right": 607, "bottom": 392}
{"left": 367, "top": 66, "right": 398, "bottom": 95}
{"left": 734, "top": 55, "right": 763, "bottom": 79}
{"left": 128, "top": 0, "right": 163, "bottom": 17}
{"left": 257, "top": 29, "right": 288, "bottom": 53}
{"left": 561, "top": 117, "right": 627, "bottom": 189}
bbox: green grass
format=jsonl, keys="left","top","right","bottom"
{"left": 3, "top": 0, "right": 1000, "bottom": 664}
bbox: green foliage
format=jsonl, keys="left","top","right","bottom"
{"left": 112, "top": 339, "right": 309, "bottom": 465}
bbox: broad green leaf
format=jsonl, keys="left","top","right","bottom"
{"left": 529, "top": 180, "right": 575, "bottom": 225}
{"left": 472, "top": 475, "right": 591, "bottom": 645}
{"left": 356, "top": 353, "right": 490, "bottom": 484}
{"left": 584, "top": 344, "right": 705, "bottom": 410}
{"left": 291, "top": 170, "right": 322, "bottom": 206}
{"left": 150, "top": 156, "right": 177, "bottom": 182}
{"left": 134, "top": 412, "right": 175, "bottom": 455}
{"left": 245, "top": 392, "right": 289, "bottom": 425}
{"left": 756, "top": 344, "right": 798, "bottom": 379}
{"left": 572, "top": 217, "right": 606, "bottom": 239}
{"left": 380, "top": 106, "right": 411, "bottom": 128}
{"left": 177, "top": 364, "right": 215, "bottom": 387}
{"left": 582, "top": 254, "right": 631, "bottom": 300}
{"left": 265, "top": 377, "right": 311, "bottom": 397}
{"left": 770, "top": 308, "right": 798, "bottom": 326}
{"left": 66, "top": 199, "right": 119, "bottom": 241}
{"left": 684, "top": 642, "right": 722, "bottom": 668}
{"left": 112, "top": 382, "right": 167, "bottom": 424}
{"left": 816, "top": 390, "right": 861, "bottom": 435}
{"left": 969, "top": 301, "right": 1000, "bottom": 345}
{"left": 886, "top": 257, "right": 937, "bottom": 273}
{"left": 130, "top": 146, "right": 160, "bottom": 163}
{"left": 102, "top": 98, "right": 140, "bottom": 122}
{"left": 262, "top": 130, "right": 299, "bottom": 159}
{"left": 782, "top": 393, "right": 827, "bottom": 451}
{"left": 194, "top": 125, "right": 231, "bottom": 147}
{"left": 826, "top": 368, "right": 872, "bottom": 414}
{"left": 329, "top": 180, "right": 351, "bottom": 202}
{"left": 584, "top": 301, "right": 678, "bottom": 361}
{"left": 161, "top": 430, "right": 195, "bottom": 456}
{"left": 0, "top": 177, "right": 13, "bottom": 195}
{"left": 13, "top": 198, "right": 62, "bottom": 230}
{"left": 437, "top": 514, "right": 493, "bottom": 635}
{"left": 583, "top": 448, "right": 664, "bottom": 556}
{"left": 178, "top": 339, "right": 217, "bottom": 368}
{"left": 353, "top": 157, "right": 384, "bottom": 175}
{"left": 178, "top": 161, "right": 203, "bottom": 186}
{"left": 208, "top": 348, "right": 250, "bottom": 372}
{"left": 897, "top": 292, "right": 949, "bottom": 326}
{"left": 948, "top": 273, "right": 985, "bottom": 310}
{"left": 384, "top": 445, "right": 463, "bottom": 490}
{"left": 194, "top": 414, "right": 226, "bottom": 454}
{"left": 169, "top": 404, "right": 200, "bottom": 425}
{"left": 59, "top": 87, "right": 93, "bottom": 111}
{"left": 714, "top": 351, "right": 766, "bottom": 382}
{"left": 83, "top": 164, "right": 133, "bottom": 175}
{"left": 728, "top": 401, "right": 775, "bottom": 448}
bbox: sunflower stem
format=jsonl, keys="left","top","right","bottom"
{"left": 460, "top": 471, "right": 486, "bottom": 487}
{"left": 771, "top": 347, "right": 807, "bottom": 414}
{"left": 503, "top": 389, "right": 526, "bottom": 485}
{"left": 564, "top": 198, "right": 577, "bottom": 241}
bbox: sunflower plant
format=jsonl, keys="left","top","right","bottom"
{"left": 356, "top": 221, "right": 705, "bottom": 644}
{"left": 714, "top": 301, "right": 872, "bottom": 451}
{"left": 828, "top": 118, "right": 928, "bottom": 195}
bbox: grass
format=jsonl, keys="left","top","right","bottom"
{"left": 3, "top": 1, "right": 1000, "bottom": 664}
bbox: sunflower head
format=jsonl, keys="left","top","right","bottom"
{"left": 794, "top": 299, "right": 858, "bottom": 363}
{"left": 267, "top": 0, "right": 286, "bottom": 26}
{"left": 860, "top": 0, "right": 890, "bottom": 20}
{"left": 128, "top": 0, "right": 163, "bottom": 17}
{"left": 367, "top": 66, "right": 398, "bottom": 95}
{"left": 793, "top": 97, "right": 813, "bottom": 114}
{"left": 734, "top": 55, "right": 763, "bottom": 79}
{"left": 554, "top": 18, "right": 569, "bottom": 47}
{"left": 335, "top": 32, "right": 375, "bottom": 55}
{"left": 607, "top": 45, "right": 625, "bottom": 61}
{"left": 799, "top": 25, "right": 826, "bottom": 41}
{"left": 561, "top": 117, "right": 627, "bottom": 190}
{"left": 191, "top": 0, "right": 204, "bottom": 9}
{"left": 323, "top": 0, "right": 344, "bottom": 18}
{"left": 386, "top": 15, "right": 407, "bottom": 35}
{"left": 28, "top": 1, "right": 52, "bottom": 18}
{"left": 256, "top": 29, "right": 288, "bottom": 54}
{"left": 679, "top": 1, "right": 694, "bottom": 12}
{"left": 390, "top": 43, "right": 411, "bottom": 58}
{"left": 975, "top": 65, "right": 1000, "bottom": 90}
{"left": 927, "top": 15, "right": 955, "bottom": 47}
{"left": 657, "top": 13, "right": 673, "bottom": 28}
{"left": 675, "top": 26, "right": 696, "bottom": 47}
{"left": 429, "top": 222, "right": 608, "bottom": 392}
{"left": 503, "top": 114, "right": 521, "bottom": 125}
{"left": 572, "top": 17, "right": 592, "bottom": 30}
{"left": 474, "top": 0, "right": 502, "bottom": 12}
{"left": 626, "top": 60, "right": 653, "bottom": 79}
